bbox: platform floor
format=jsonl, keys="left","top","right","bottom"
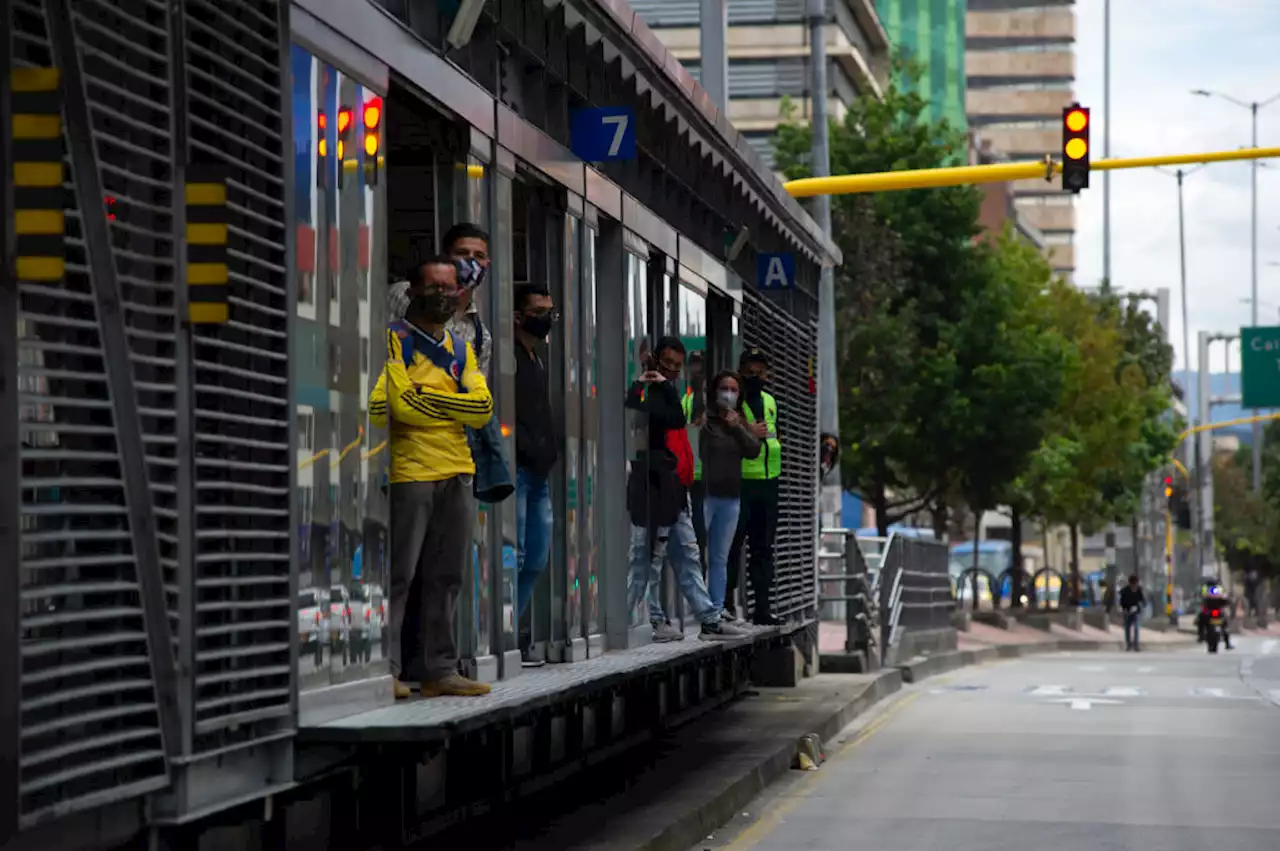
{"left": 300, "top": 622, "right": 791, "bottom": 743}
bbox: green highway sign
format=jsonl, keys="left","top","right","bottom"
{"left": 1240, "top": 326, "right": 1280, "bottom": 408}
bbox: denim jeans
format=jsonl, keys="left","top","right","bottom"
{"left": 628, "top": 502, "right": 720, "bottom": 626}
{"left": 703, "top": 495, "right": 741, "bottom": 612}
{"left": 516, "top": 467, "right": 553, "bottom": 618}
{"left": 1124, "top": 611, "right": 1140, "bottom": 648}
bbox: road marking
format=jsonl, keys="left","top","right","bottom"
{"left": 1137, "top": 666, "right": 1155, "bottom": 674}
{"left": 1028, "top": 685, "right": 1071, "bottom": 696}
{"left": 1049, "top": 697, "right": 1122, "bottom": 711}
{"left": 929, "top": 684, "right": 988, "bottom": 694}
{"left": 1192, "top": 687, "right": 1227, "bottom": 698}
{"left": 1270, "top": 690, "right": 1280, "bottom": 707}
{"left": 1078, "top": 665, "right": 1106, "bottom": 672}
{"left": 1262, "top": 640, "right": 1277, "bottom": 656}
{"left": 1102, "top": 686, "right": 1142, "bottom": 697}
{"left": 722, "top": 692, "right": 920, "bottom": 851}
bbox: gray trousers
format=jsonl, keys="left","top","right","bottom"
{"left": 388, "top": 477, "right": 474, "bottom": 680}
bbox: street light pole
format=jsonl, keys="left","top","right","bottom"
{"left": 1102, "top": 0, "right": 1111, "bottom": 285}
{"left": 1190, "top": 88, "right": 1280, "bottom": 492}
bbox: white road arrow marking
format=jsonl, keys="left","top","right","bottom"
{"left": 1028, "top": 685, "right": 1072, "bottom": 696}
{"left": 1137, "top": 666, "right": 1155, "bottom": 674}
{"left": 1048, "top": 697, "right": 1122, "bottom": 711}
{"left": 1078, "top": 665, "right": 1106, "bottom": 672}
{"left": 1102, "top": 686, "right": 1142, "bottom": 697}
{"left": 1261, "top": 640, "right": 1277, "bottom": 656}
{"left": 1193, "top": 687, "right": 1227, "bottom": 698}
{"left": 1270, "top": 690, "right": 1280, "bottom": 707}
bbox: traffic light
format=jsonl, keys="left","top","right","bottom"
{"left": 363, "top": 96, "right": 383, "bottom": 187}
{"left": 1062, "top": 103, "right": 1090, "bottom": 193}
{"left": 1164, "top": 476, "right": 1174, "bottom": 500}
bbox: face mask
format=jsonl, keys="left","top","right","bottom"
{"left": 743, "top": 375, "right": 765, "bottom": 396}
{"left": 717, "top": 390, "right": 739, "bottom": 411}
{"left": 521, "top": 314, "right": 553, "bottom": 339}
{"left": 409, "top": 290, "right": 457, "bottom": 325}
{"left": 456, "top": 258, "right": 485, "bottom": 291}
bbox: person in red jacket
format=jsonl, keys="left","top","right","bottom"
{"left": 625, "top": 337, "right": 749, "bottom": 642}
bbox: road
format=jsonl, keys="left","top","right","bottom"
{"left": 703, "top": 637, "right": 1280, "bottom": 851}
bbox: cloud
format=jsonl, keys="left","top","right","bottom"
{"left": 1072, "top": 0, "right": 1280, "bottom": 371}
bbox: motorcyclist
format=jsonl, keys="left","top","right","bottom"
{"left": 1196, "top": 583, "right": 1233, "bottom": 650}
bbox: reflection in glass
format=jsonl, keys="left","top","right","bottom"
{"left": 624, "top": 252, "right": 650, "bottom": 628}
{"left": 563, "top": 215, "right": 582, "bottom": 640}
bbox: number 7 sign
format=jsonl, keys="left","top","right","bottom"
{"left": 571, "top": 106, "right": 637, "bottom": 162}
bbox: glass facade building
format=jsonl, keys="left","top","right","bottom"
{"left": 875, "top": 0, "right": 968, "bottom": 133}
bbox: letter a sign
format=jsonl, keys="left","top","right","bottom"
{"left": 756, "top": 253, "right": 796, "bottom": 291}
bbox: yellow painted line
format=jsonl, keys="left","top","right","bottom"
{"left": 14, "top": 161, "right": 62, "bottom": 187}
{"left": 187, "top": 262, "right": 228, "bottom": 285}
{"left": 185, "top": 182, "right": 227, "bottom": 206}
{"left": 187, "top": 222, "right": 228, "bottom": 245}
{"left": 16, "top": 256, "right": 64, "bottom": 281}
{"left": 13, "top": 114, "right": 62, "bottom": 139}
{"left": 724, "top": 691, "right": 921, "bottom": 851}
{"left": 188, "top": 302, "right": 228, "bottom": 324}
{"left": 12, "top": 67, "right": 60, "bottom": 92}
{"left": 15, "top": 209, "right": 63, "bottom": 235}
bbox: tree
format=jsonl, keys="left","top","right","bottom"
{"left": 772, "top": 57, "right": 990, "bottom": 533}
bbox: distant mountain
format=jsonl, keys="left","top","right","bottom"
{"left": 1175, "top": 371, "right": 1258, "bottom": 445}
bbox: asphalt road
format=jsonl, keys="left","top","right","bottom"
{"left": 703, "top": 637, "right": 1280, "bottom": 851}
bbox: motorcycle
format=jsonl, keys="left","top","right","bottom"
{"left": 1203, "top": 603, "right": 1226, "bottom": 654}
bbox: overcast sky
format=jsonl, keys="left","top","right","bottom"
{"left": 1072, "top": 0, "right": 1280, "bottom": 374}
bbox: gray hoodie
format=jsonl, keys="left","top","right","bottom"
{"left": 698, "top": 413, "right": 762, "bottom": 498}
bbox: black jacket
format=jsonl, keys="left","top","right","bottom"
{"left": 514, "top": 342, "right": 559, "bottom": 476}
{"left": 624, "top": 379, "right": 686, "bottom": 528}
{"left": 699, "top": 414, "right": 761, "bottom": 498}
{"left": 1118, "top": 585, "right": 1145, "bottom": 613}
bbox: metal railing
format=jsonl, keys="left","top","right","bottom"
{"left": 821, "top": 529, "right": 953, "bottom": 666}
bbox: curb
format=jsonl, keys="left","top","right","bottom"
{"left": 633, "top": 637, "right": 1156, "bottom": 851}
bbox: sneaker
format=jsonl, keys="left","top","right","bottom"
{"left": 420, "top": 673, "right": 492, "bottom": 698}
{"left": 652, "top": 621, "right": 685, "bottom": 643}
{"left": 521, "top": 648, "right": 547, "bottom": 668}
{"left": 700, "top": 619, "right": 750, "bottom": 641}
{"left": 392, "top": 679, "right": 412, "bottom": 700}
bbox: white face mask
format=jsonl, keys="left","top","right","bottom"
{"left": 717, "top": 390, "right": 739, "bottom": 411}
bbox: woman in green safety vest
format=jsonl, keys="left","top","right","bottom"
{"left": 725, "top": 347, "right": 783, "bottom": 625}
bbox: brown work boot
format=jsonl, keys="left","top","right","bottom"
{"left": 392, "top": 679, "right": 412, "bottom": 700}
{"left": 420, "top": 673, "right": 492, "bottom": 698}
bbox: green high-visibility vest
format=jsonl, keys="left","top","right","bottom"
{"left": 742, "top": 392, "right": 781, "bottom": 480}
{"left": 680, "top": 390, "right": 702, "bottom": 480}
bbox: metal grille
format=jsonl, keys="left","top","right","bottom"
{"left": 630, "top": 0, "right": 807, "bottom": 27}
{"left": 182, "top": 0, "right": 293, "bottom": 754}
{"left": 741, "top": 290, "right": 819, "bottom": 620}
{"left": 11, "top": 0, "right": 175, "bottom": 825}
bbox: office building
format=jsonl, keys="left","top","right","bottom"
{"left": 631, "top": 1, "right": 891, "bottom": 167}
{"left": 965, "top": 0, "right": 1077, "bottom": 277}
{"left": 875, "top": 0, "right": 967, "bottom": 132}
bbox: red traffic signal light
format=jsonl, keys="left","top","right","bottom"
{"left": 1061, "top": 103, "right": 1090, "bottom": 193}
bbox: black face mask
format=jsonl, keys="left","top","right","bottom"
{"left": 409, "top": 290, "right": 458, "bottom": 325}
{"left": 521, "top": 314, "right": 553, "bottom": 339}
{"left": 743, "top": 375, "right": 766, "bottom": 397}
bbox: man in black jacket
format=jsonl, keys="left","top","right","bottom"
{"left": 625, "top": 337, "right": 747, "bottom": 643}
{"left": 514, "top": 284, "right": 559, "bottom": 665}
{"left": 1118, "top": 575, "right": 1145, "bottom": 651}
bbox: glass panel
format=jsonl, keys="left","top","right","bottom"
{"left": 563, "top": 214, "right": 583, "bottom": 641}
{"left": 582, "top": 225, "right": 600, "bottom": 636}
{"left": 624, "top": 251, "right": 650, "bottom": 628}
{"left": 679, "top": 283, "right": 707, "bottom": 490}
{"left": 495, "top": 169, "right": 519, "bottom": 661}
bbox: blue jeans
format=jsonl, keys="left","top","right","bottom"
{"left": 703, "top": 495, "right": 741, "bottom": 612}
{"left": 516, "top": 467, "right": 553, "bottom": 618}
{"left": 628, "top": 503, "right": 720, "bottom": 626}
{"left": 1124, "top": 611, "right": 1140, "bottom": 648}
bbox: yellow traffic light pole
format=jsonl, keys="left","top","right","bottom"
{"left": 784, "top": 145, "right": 1280, "bottom": 198}
{"left": 1177, "top": 410, "right": 1280, "bottom": 443}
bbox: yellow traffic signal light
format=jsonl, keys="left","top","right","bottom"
{"left": 1062, "top": 104, "right": 1090, "bottom": 193}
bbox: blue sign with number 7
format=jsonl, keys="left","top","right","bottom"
{"left": 571, "top": 106, "right": 637, "bottom": 162}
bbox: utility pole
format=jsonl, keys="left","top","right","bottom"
{"left": 1175, "top": 168, "right": 1199, "bottom": 576}
{"left": 1250, "top": 101, "right": 1261, "bottom": 493}
{"left": 1102, "top": 0, "right": 1111, "bottom": 285}
{"left": 1197, "top": 331, "right": 1216, "bottom": 579}
{"left": 808, "top": 0, "right": 841, "bottom": 526}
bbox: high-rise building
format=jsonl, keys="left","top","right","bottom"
{"left": 965, "top": 0, "right": 1077, "bottom": 278}
{"left": 630, "top": 1, "right": 891, "bottom": 168}
{"left": 875, "top": 0, "right": 968, "bottom": 133}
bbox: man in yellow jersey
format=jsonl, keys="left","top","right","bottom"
{"left": 370, "top": 256, "right": 495, "bottom": 699}
{"left": 725, "top": 347, "right": 782, "bottom": 625}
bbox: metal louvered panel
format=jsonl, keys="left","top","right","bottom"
{"left": 741, "top": 291, "right": 819, "bottom": 621}
{"left": 10, "top": 0, "right": 176, "bottom": 827}
{"left": 685, "top": 58, "right": 810, "bottom": 99}
{"left": 631, "top": 0, "right": 806, "bottom": 28}
{"left": 183, "top": 0, "right": 293, "bottom": 754}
